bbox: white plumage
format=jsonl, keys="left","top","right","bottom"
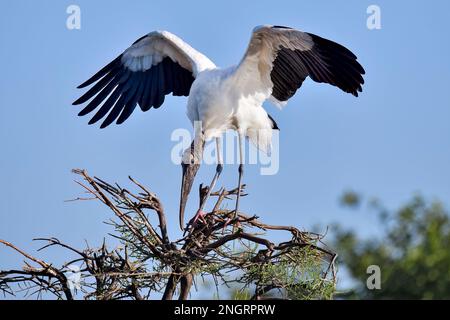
{"left": 73, "top": 25, "right": 365, "bottom": 229}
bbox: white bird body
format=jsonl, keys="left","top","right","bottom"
{"left": 187, "top": 66, "right": 274, "bottom": 151}
{"left": 73, "top": 25, "right": 365, "bottom": 229}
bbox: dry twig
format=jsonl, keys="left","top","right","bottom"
{"left": 0, "top": 169, "right": 336, "bottom": 300}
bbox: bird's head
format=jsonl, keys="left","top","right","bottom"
{"left": 179, "top": 138, "right": 204, "bottom": 230}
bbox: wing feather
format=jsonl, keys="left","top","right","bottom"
{"left": 234, "top": 25, "right": 365, "bottom": 106}
{"left": 73, "top": 31, "right": 215, "bottom": 127}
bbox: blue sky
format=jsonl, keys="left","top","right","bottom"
{"left": 1, "top": 0, "right": 450, "bottom": 297}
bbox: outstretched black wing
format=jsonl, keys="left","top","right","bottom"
{"left": 236, "top": 25, "right": 365, "bottom": 106}
{"left": 73, "top": 31, "right": 215, "bottom": 128}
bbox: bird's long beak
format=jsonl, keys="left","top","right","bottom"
{"left": 179, "top": 162, "right": 201, "bottom": 230}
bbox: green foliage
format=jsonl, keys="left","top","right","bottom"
{"left": 242, "top": 246, "right": 335, "bottom": 300}
{"left": 340, "top": 190, "right": 361, "bottom": 209}
{"left": 332, "top": 193, "right": 450, "bottom": 299}
{"left": 230, "top": 288, "right": 252, "bottom": 300}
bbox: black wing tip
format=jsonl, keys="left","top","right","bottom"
{"left": 72, "top": 97, "right": 84, "bottom": 105}
{"left": 86, "top": 118, "right": 110, "bottom": 129}
{"left": 77, "top": 110, "right": 88, "bottom": 117}
{"left": 81, "top": 114, "right": 113, "bottom": 129}
{"left": 350, "top": 84, "right": 364, "bottom": 97}
{"left": 310, "top": 32, "right": 366, "bottom": 97}
{"left": 268, "top": 114, "right": 280, "bottom": 130}
{"left": 77, "top": 77, "right": 96, "bottom": 89}
{"left": 99, "top": 122, "right": 109, "bottom": 129}
{"left": 360, "top": 66, "right": 366, "bottom": 75}
{"left": 74, "top": 54, "right": 123, "bottom": 90}
{"left": 74, "top": 56, "right": 195, "bottom": 128}
{"left": 87, "top": 118, "right": 98, "bottom": 126}
{"left": 132, "top": 34, "right": 148, "bottom": 45}
{"left": 352, "top": 66, "right": 365, "bottom": 97}
{"left": 272, "top": 25, "right": 293, "bottom": 29}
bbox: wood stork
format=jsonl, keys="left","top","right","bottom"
{"left": 73, "top": 25, "right": 365, "bottom": 230}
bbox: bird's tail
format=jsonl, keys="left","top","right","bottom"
{"left": 246, "top": 127, "right": 274, "bottom": 155}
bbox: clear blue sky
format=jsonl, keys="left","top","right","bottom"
{"left": 1, "top": 0, "right": 450, "bottom": 297}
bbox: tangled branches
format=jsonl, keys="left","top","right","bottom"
{"left": 0, "top": 169, "right": 336, "bottom": 300}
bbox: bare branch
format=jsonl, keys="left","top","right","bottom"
{"left": 1, "top": 169, "right": 337, "bottom": 300}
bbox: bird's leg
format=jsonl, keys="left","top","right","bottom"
{"left": 231, "top": 133, "right": 244, "bottom": 232}
{"left": 187, "top": 137, "right": 223, "bottom": 231}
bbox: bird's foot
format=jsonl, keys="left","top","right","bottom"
{"left": 222, "top": 217, "right": 231, "bottom": 234}
{"left": 192, "top": 209, "right": 207, "bottom": 225}
{"left": 184, "top": 209, "right": 207, "bottom": 234}
{"left": 223, "top": 212, "right": 241, "bottom": 234}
